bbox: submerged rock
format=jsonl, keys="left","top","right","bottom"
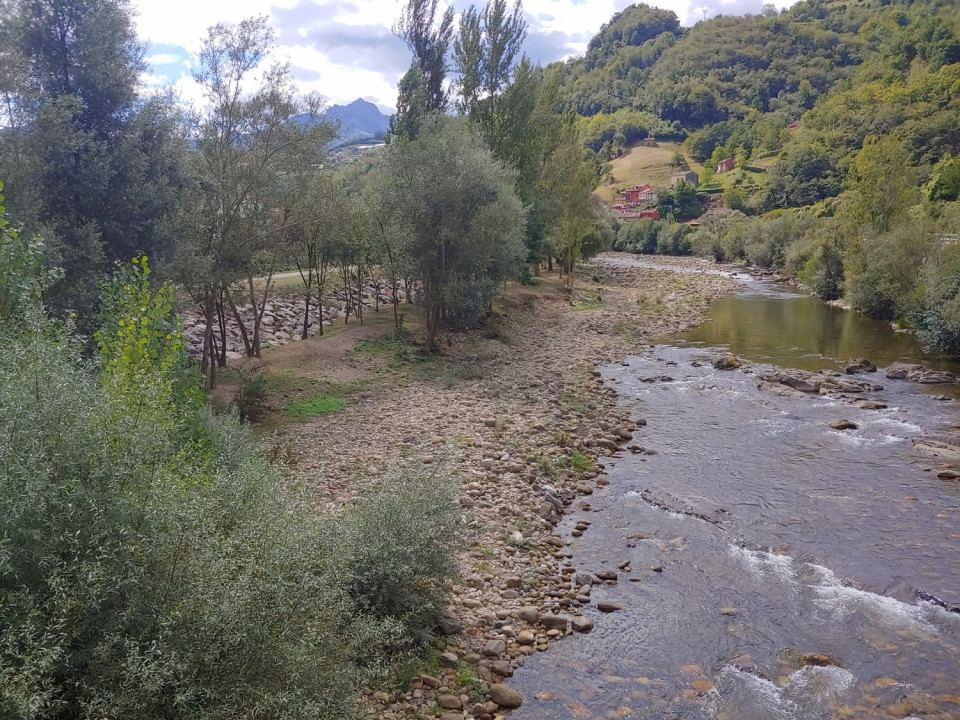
{"left": 829, "top": 419, "right": 858, "bottom": 430}
{"left": 712, "top": 353, "right": 742, "bottom": 370}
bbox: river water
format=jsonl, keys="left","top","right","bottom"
{"left": 510, "top": 276, "right": 960, "bottom": 720}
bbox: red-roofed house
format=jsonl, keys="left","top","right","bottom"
{"left": 716, "top": 158, "right": 735, "bottom": 174}
{"left": 617, "top": 184, "right": 655, "bottom": 207}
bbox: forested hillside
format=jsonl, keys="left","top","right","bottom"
{"left": 567, "top": 0, "right": 960, "bottom": 354}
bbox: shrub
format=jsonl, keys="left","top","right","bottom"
{"left": 329, "top": 469, "right": 462, "bottom": 649}
{"left": 0, "top": 256, "right": 462, "bottom": 718}
{"left": 797, "top": 239, "right": 845, "bottom": 300}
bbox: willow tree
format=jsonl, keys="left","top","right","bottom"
{"left": 380, "top": 118, "right": 526, "bottom": 351}
{"left": 177, "top": 16, "right": 332, "bottom": 387}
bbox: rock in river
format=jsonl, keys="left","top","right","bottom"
{"left": 713, "top": 353, "right": 742, "bottom": 370}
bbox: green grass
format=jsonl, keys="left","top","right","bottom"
{"left": 283, "top": 395, "right": 345, "bottom": 417}
{"left": 568, "top": 450, "right": 596, "bottom": 473}
{"left": 595, "top": 140, "right": 710, "bottom": 202}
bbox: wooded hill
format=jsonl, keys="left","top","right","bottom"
{"left": 565, "top": 0, "right": 960, "bottom": 355}
{"left": 562, "top": 0, "right": 960, "bottom": 186}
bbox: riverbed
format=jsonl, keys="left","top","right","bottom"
{"left": 509, "top": 275, "right": 960, "bottom": 720}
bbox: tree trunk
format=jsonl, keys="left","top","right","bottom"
{"left": 201, "top": 288, "right": 217, "bottom": 390}
{"left": 225, "top": 289, "right": 252, "bottom": 356}
{"left": 301, "top": 293, "right": 311, "bottom": 340}
{"left": 425, "top": 303, "right": 440, "bottom": 353}
{"left": 216, "top": 290, "right": 228, "bottom": 367}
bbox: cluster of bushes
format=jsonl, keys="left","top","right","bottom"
{"left": 0, "top": 226, "right": 462, "bottom": 718}
{"left": 614, "top": 219, "right": 692, "bottom": 256}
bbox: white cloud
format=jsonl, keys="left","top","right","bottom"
{"left": 133, "top": 0, "right": 800, "bottom": 111}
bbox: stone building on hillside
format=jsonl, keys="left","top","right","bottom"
{"left": 669, "top": 170, "right": 699, "bottom": 186}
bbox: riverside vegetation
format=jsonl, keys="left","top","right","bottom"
{"left": 1, "top": 0, "right": 959, "bottom": 718}
{"left": 561, "top": 0, "right": 960, "bottom": 355}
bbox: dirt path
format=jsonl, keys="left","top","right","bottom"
{"left": 253, "top": 253, "right": 740, "bottom": 719}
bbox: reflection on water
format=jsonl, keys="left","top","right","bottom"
{"left": 674, "top": 281, "right": 960, "bottom": 378}
{"left": 509, "top": 281, "right": 960, "bottom": 720}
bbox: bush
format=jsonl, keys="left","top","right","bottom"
{"left": 655, "top": 222, "right": 692, "bottom": 255}
{"left": 0, "top": 256, "right": 463, "bottom": 719}
{"left": 615, "top": 219, "right": 658, "bottom": 254}
{"left": 329, "top": 470, "right": 462, "bottom": 650}
{"left": 797, "top": 239, "right": 845, "bottom": 300}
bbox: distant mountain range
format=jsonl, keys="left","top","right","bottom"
{"left": 293, "top": 98, "right": 391, "bottom": 148}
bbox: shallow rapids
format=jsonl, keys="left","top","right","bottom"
{"left": 509, "top": 278, "right": 960, "bottom": 720}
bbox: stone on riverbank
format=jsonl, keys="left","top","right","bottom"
{"left": 489, "top": 684, "right": 523, "bottom": 708}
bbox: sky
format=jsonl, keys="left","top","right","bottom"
{"left": 133, "top": 0, "right": 798, "bottom": 114}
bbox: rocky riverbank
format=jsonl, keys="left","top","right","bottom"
{"left": 260, "top": 253, "right": 740, "bottom": 719}
{"left": 181, "top": 281, "right": 406, "bottom": 356}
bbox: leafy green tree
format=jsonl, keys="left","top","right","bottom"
{"left": 765, "top": 142, "right": 842, "bottom": 210}
{"left": 0, "top": 0, "right": 187, "bottom": 327}
{"left": 390, "top": 62, "right": 428, "bottom": 141}
{"left": 453, "top": 0, "right": 527, "bottom": 116}
{"left": 379, "top": 118, "right": 526, "bottom": 351}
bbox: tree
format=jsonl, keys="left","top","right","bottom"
{"left": 393, "top": 0, "right": 454, "bottom": 113}
{"left": 390, "top": 62, "right": 428, "bottom": 141}
{"left": 453, "top": 0, "right": 527, "bottom": 116}
{"left": 844, "top": 135, "right": 918, "bottom": 235}
{"left": 380, "top": 118, "right": 526, "bottom": 351}
{"left": 0, "top": 0, "right": 188, "bottom": 328}
{"left": 177, "top": 16, "right": 333, "bottom": 387}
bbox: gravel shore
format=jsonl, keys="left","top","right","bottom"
{"left": 265, "top": 252, "right": 740, "bottom": 719}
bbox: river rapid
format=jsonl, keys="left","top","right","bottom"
{"left": 509, "top": 274, "right": 960, "bottom": 720}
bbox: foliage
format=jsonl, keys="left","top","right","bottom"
{"left": 453, "top": 0, "right": 526, "bottom": 115}
{"left": 0, "top": 183, "right": 58, "bottom": 326}
{"left": 95, "top": 256, "right": 200, "bottom": 421}
{"left": 0, "top": 261, "right": 463, "bottom": 718}
{"left": 655, "top": 180, "right": 706, "bottom": 221}
{"left": 329, "top": 469, "right": 462, "bottom": 648}
{"left": 557, "top": 0, "right": 865, "bottom": 123}
{"left": 567, "top": 450, "right": 595, "bottom": 473}
{"left": 615, "top": 218, "right": 660, "bottom": 254}
{"left": 393, "top": 0, "right": 454, "bottom": 112}
{"left": 175, "top": 16, "right": 334, "bottom": 386}
{"left": 0, "top": 0, "right": 188, "bottom": 329}
{"left": 378, "top": 117, "right": 526, "bottom": 350}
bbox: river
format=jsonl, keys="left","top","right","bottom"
{"left": 509, "top": 274, "right": 960, "bottom": 720}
